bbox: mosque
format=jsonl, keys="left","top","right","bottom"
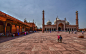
{"left": 42, "top": 10, "right": 79, "bottom": 32}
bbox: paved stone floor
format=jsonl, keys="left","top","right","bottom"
{"left": 0, "top": 31, "right": 86, "bottom": 54}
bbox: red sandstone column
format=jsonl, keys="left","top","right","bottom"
{"left": 20, "top": 26, "right": 22, "bottom": 32}
{"left": 19, "top": 26, "right": 20, "bottom": 32}
{"left": 4, "top": 21, "right": 7, "bottom": 36}
{"left": 33, "top": 20, "right": 34, "bottom": 32}
{"left": 19, "top": 26, "right": 21, "bottom": 35}
{"left": 76, "top": 11, "right": 79, "bottom": 31}
{"left": 42, "top": 10, "right": 45, "bottom": 33}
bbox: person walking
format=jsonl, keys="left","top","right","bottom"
{"left": 57, "top": 35, "right": 60, "bottom": 42}
{"left": 60, "top": 35, "right": 62, "bottom": 43}
{"left": 69, "top": 31, "right": 70, "bottom": 34}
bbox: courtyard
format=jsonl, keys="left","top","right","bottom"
{"left": 0, "top": 31, "right": 86, "bottom": 54}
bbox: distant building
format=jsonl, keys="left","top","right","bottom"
{"left": 42, "top": 10, "right": 79, "bottom": 32}
{"left": 24, "top": 19, "right": 37, "bottom": 31}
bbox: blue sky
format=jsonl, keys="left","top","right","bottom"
{"left": 0, "top": 0, "right": 86, "bottom": 28}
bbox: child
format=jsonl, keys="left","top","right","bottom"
{"left": 57, "top": 35, "right": 60, "bottom": 42}
{"left": 60, "top": 35, "right": 62, "bottom": 43}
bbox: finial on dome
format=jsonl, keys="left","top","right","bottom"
{"left": 76, "top": 11, "right": 78, "bottom": 13}
{"left": 64, "top": 17, "right": 66, "bottom": 21}
{"left": 24, "top": 18, "right": 27, "bottom": 23}
{"left": 43, "top": 10, "right": 44, "bottom": 12}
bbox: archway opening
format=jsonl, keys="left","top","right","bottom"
{"left": 54, "top": 28, "right": 56, "bottom": 31}
{"left": 72, "top": 28, "right": 73, "bottom": 31}
{"left": 6, "top": 23, "right": 11, "bottom": 33}
{"left": 50, "top": 28, "right": 51, "bottom": 31}
{"left": 45, "top": 28, "right": 46, "bottom": 31}
{"left": 58, "top": 23, "right": 64, "bottom": 31}
{"left": 0, "top": 21, "right": 4, "bottom": 34}
{"left": 58, "top": 27, "right": 61, "bottom": 31}
{"left": 47, "top": 28, "right": 49, "bottom": 31}
{"left": 68, "top": 28, "right": 69, "bottom": 31}
{"left": 52, "top": 28, "right": 53, "bottom": 31}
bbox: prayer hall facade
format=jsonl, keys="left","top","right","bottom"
{"left": 42, "top": 10, "right": 79, "bottom": 32}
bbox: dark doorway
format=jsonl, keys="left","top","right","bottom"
{"left": 58, "top": 27, "right": 61, "bottom": 31}
{"left": 0, "top": 21, "right": 4, "bottom": 33}
{"left": 68, "top": 28, "right": 69, "bottom": 31}
{"left": 45, "top": 28, "right": 46, "bottom": 31}
{"left": 6, "top": 23, "right": 11, "bottom": 33}
{"left": 50, "top": 28, "right": 51, "bottom": 31}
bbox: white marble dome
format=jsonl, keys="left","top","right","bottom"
{"left": 54, "top": 18, "right": 60, "bottom": 24}
{"left": 47, "top": 20, "right": 52, "bottom": 25}
{"left": 65, "top": 21, "right": 69, "bottom": 25}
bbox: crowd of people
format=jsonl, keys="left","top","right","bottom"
{"left": 69, "top": 31, "right": 77, "bottom": 34}
{"left": 68, "top": 30, "right": 84, "bottom": 34}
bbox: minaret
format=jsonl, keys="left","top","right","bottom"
{"left": 33, "top": 19, "right": 34, "bottom": 23}
{"left": 33, "top": 19, "right": 34, "bottom": 32}
{"left": 42, "top": 10, "right": 45, "bottom": 33}
{"left": 76, "top": 11, "right": 79, "bottom": 31}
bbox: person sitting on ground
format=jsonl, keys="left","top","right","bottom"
{"left": 60, "top": 35, "right": 62, "bottom": 43}
{"left": 25, "top": 32, "right": 26, "bottom": 35}
{"left": 82, "top": 31, "right": 84, "bottom": 34}
{"left": 57, "top": 35, "right": 60, "bottom": 42}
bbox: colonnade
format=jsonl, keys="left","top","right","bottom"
{"left": 66, "top": 28, "right": 76, "bottom": 31}
{"left": 0, "top": 21, "right": 28, "bottom": 36}
{"left": 45, "top": 28, "right": 76, "bottom": 32}
{"left": 45, "top": 28, "right": 56, "bottom": 31}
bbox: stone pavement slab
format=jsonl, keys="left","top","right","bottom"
{"left": 0, "top": 31, "right": 86, "bottom": 54}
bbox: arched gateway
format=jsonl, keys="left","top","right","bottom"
{"left": 58, "top": 23, "right": 64, "bottom": 31}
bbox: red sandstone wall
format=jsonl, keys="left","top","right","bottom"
{"left": 12, "top": 25, "right": 16, "bottom": 33}
{"left": 0, "top": 25, "right": 4, "bottom": 33}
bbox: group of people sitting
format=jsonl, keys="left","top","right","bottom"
{"left": 69, "top": 30, "right": 85, "bottom": 34}
{"left": 69, "top": 31, "right": 77, "bottom": 34}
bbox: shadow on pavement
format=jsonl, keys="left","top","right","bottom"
{"left": 0, "top": 33, "right": 34, "bottom": 43}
